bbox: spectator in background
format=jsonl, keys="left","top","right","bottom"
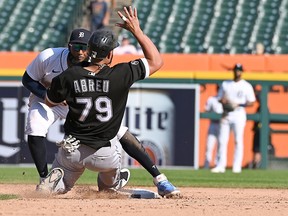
{"left": 211, "top": 63, "right": 256, "bottom": 173}
{"left": 253, "top": 42, "right": 265, "bottom": 55}
{"left": 88, "top": 0, "right": 116, "bottom": 31}
{"left": 204, "top": 85, "right": 223, "bottom": 169}
{"left": 103, "top": 0, "right": 116, "bottom": 27}
{"left": 114, "top": 35, "right": 138, "bottom": 55}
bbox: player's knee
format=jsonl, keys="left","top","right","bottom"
{"left": 26, "top": 102, "right": 55, "bottom": 136}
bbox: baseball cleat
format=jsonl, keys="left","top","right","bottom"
{"left": 153, "top": 174, "right": 181, "bottom": 198}
{"left": 115, "top": 168, "right": 130, "bottom": 190}
{"left": 36, "top": 168, "right": 65, "bottom": 194}
{"left": 232, "top": 168, "right": 242, "bottom": 173}
{"left": 211, "top": 166, "right": 226, "bottom": 173}
{"left": 98, "top": 168, "right": 131, "bottom": 192}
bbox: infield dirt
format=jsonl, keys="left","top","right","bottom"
{"left": 0, "top": 184, "right": 288, "bottom": 216}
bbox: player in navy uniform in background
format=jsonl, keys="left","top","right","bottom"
{"left": 45, "top": 6, "right": 180, "bottom": 198}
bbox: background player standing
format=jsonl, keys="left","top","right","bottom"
{"left": 204, "top": 85, "right": 223, "bottom": 168}
{"left": 211, "top": 63, "right": 256, "bottom": 173}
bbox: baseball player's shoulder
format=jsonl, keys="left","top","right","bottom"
{"left": 112, "top": 58, "right": 149, "bottom": 82}
{"left": 61, "top": 65, "right": 83, "bottom": 76}
{"left": 239, "top": 79, "right": 250, "bottom": 83}
{"left": 240, "top": 79, "right": 254, "bottom": 87}
{"left": 222, "top": 80, "right": 233, "bottom": 85}
{"left": 114, "top": 58, "right": 144, "bottom": 67}
{"left": 112, "top": 58, "right": 144, "bottom": 74}
{"left": 39, "top": 47, "right": 68, "bottom": 61}
{"left": 220, "top": 80, "right": 233, "bottom": 89}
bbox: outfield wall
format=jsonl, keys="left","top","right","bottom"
{"left": 1, "top": 52, "right": 288, "bottom": 74}
{"left": 0, "top": 52, "right": 288, "bottom": 168}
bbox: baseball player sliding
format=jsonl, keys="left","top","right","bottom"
{"left": 211, "top": 64, "right": 256, "bottom": 173}
{"left": 23, "top": 7, "right": 180, "bottom": 198}
{"left": 43, "top": 6, "right": 180, "bottom": 197}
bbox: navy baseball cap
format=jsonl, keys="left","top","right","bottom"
{"left": 69, "top": 28, "right": 91, "bottom": 44}
{"left": 233, "top": 63, "right": 244, "bottom": 72}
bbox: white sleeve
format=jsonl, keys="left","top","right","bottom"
{"left": 117, "top": 126, "right": 128, "bottom": 140}
{"left": 214, "top": 100, "right": 224, "bottom": 114}
{"left": 140, "top": 58, "right": 150, "bottom": 78}
{"left": 26, "top": 48, "right": 53, "bottom": 81}
{"left": 217, "top": 82, "right": 224, "bottom": 100}
{"left": 205, "top": 97, "right": 212, "bottom": 111}
{"left": 246, "top": 84, "right": 256, "bottom": 103}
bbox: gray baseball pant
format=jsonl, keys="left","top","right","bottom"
{"left": 51, "top": 137, "right": 123, "bottom": 192}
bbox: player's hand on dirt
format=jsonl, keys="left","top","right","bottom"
{"left": 56, "top": 135, "right": 80, "bottom": 153}
{"left": 116, "top": 6, "right": 141, "bottom": 35}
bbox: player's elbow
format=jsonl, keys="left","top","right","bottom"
{"left": 148, "top": 57, "right": 164, "bottom": 75}
{"left": 22, "top": 71, "right": 29, "bottom": 87}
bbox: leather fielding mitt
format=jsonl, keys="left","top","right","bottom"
{"left": 222, "top": 102, "right": 238, "bottom": 112}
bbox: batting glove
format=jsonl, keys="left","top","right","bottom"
{"left": 56, "top": 135, "right": 80, "bottom": 153}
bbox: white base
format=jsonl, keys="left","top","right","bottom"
{"left": 119, "top": 188, "right": 161, "bottom": 199}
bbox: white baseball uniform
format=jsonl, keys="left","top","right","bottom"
{"left": 216, "top": 79, "right": 256, "bottom": 173}
{"left": 25, "top": 47, "right": 70, "bottom": 136}
{"left": 204, "top": 96, "right": 223, "bottom": 168}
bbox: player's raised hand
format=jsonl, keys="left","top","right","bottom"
{"left": 116, "top": 6, "right": 141, "bottom": 35}
{"left": 116, "top": 6, "right": 163, "bottom": 75}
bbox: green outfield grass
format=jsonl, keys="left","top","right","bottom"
{"left": 1, "top": 167, "right": 288, "bottom": 189}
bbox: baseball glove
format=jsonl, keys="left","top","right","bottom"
{"left": 222, "top": 102, "right": 238, "bottom": 112}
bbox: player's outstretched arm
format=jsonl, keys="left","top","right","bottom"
{"left": 116, "top": 6, "right": 163, "bottom": 75}
{"left": 22, "top": 71, "right": 47, "bottom": 99}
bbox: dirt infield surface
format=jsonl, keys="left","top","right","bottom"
{"left": 1, "top": 184, "right": 288, "bottom": 216}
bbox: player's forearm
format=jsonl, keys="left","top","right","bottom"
{"left": 133, "top": 30, "right": 163, "bottom": 75}
{"left": 239, "top": 101, "right": 254, "bottom": 107}
{"left": 22, "top": 71, "right": 46, "bottom": 99}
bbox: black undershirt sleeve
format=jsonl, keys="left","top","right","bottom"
{"left": 22, "top": 71, "right": 47, "bottom": 99}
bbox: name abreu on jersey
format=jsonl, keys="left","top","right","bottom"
{"left": 73, "top": 79, "right": 110, "bottom": 93}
